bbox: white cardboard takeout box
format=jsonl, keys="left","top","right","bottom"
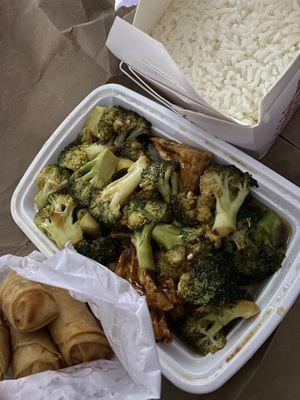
{"left": 106, "top": 0, "right": 300, "bottom": 157}
{"left": 11, "top": 84, "right": 300, "bottom": 394}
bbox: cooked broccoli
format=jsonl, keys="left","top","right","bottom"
{"left": 79, "top": 106, "right": 119, "bottom": 144}
{"left": 34, "top": 164, "right": 71, "bottom": 209}
{"left": 69, "top": 148, "right": 118, "bottom": 207}
{"left": 252, "top": 209, "right": 284, "bottom": 248}
{"left": 113, "top": 107, "right": 151, "bottom": 147}
{"left": 122, "top": 198, "right": 172, "bottom": 230}
{"left": 58, "top": 142, "right": 111, "bottom": 171}
{"left": 117, "top": 138, "right": 146, "bottom": 161}
{"left": 34, "top": 193, "right": 83, "bottom": 249}
{"left": 172, "top": 191, "right": 198, "bottom": 226}
{"left": 178, "top": 250, "right": 241, "bottom": 306}
{"left": 178, "top": 300, "right": 259, "bottom": 355}
{"left": 152, "top": 223, "right": 183, "bottom": 249}
{"left": 141, "top": 160, "right": 179, "bottom": 203}
{"left": 152, "top": 224, "right": 213, "bottom": 279}
{"left": 155, "top": 246, "right": 187, "bottom": 279}
{"left": 89, "top": 155, "right": 150, "bottom": 227}
{"left": 75, "top": 237, "right": 121, "bottom": 264}
{"left": 198, "top": 165, "right": 258, "bottom": 237}
{"left": 131, "top": 222, "right": 156, "bottom": 271}
{"left": 77, "top": 209, "right": 101, "bottom": 238}
{"left": 117, "top": 158, "right": 134, "bottom": 171}
{"left": 233, "top": 209, "right": 286, "bottom": 282}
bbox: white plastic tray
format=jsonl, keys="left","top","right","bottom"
{"left": 11, "top": 84, "right": 300, "bottom": 394}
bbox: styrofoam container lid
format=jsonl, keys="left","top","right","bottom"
{"left": 11, "top": 84, "right": 300, "bottom": 394}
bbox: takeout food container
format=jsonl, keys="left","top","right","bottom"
{"left": 11, "top": 84, "right": 300, "bottom": 394}
{"left": 106, "top": 1, "right": 300, "bottom": 158}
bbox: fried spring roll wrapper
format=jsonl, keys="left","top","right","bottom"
{"left": 10, "top": 327, "right": 62, "bottom": 379}
{"left": 0, "top": 272, "right": 58, "bottom": 331}
{"left": 0, "top": 321, "right": 10, "bottom": 380}
{"left": 48, "top": 288, "right": 112, "bottom": 366}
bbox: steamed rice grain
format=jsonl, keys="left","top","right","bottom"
{"left": 152, "top": 0, "right": 300, "bottom": 125}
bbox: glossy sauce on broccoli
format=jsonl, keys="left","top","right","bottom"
{"left": 33, "top": 105, "right": 289, "bottom": 353}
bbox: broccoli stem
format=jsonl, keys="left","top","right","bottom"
{"left": 78, "top": 149, "right": 118, "bottom": 189}
{"left": 104, "top": 155, "right": 149, "bottom": 209}
{"left": 132, "top": 222, "right": 156, "bottom": 271}
{"left": 79, "top": 158, "right": 98, "bottom": 175}
{"left": 213, "top": 186, "right": 249, "bottom": 236}
{"left": 206, "top": 300, "right": 260, "bottom": 337}
{"left": 84, "top": 106, "right": 106, "bottom": 135}
{"left": 213, "top": 209, "right": 236, "bottom": 237}
{"left": 152, "top": 224, "right": 183, "bottom": 249}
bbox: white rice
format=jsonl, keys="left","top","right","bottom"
{"left": 151, "top": 0, "right": 300, "bottom": 125}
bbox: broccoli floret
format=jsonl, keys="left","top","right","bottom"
{"left": 198, "top": 165, "right": 258, "bottom": 236}
{"left": 113, "top": 107, "right": 151, "bottom": 147}
{"left": 152, "top": 224, "right": 213, "bottom": 279}
{"left": 34, "top": 164, "right": 71, "bottom": 209}
{"left": 75, "top": 237, "right": 121, "bottom": 264}
{"left": 172, "top": 191, "right": 198, "bottom": 226}
{"left": 141, "top": 160, "right": 179, "bottom": 203}
{"left": 122, "top": 198, "right": 172, "bottom": 230}
{"left": 34, "top": 193, "right": 83, "bottom": 249}
{"left": 233, "top": 209, "right": 286, "bottom": 282}
{"left": 77, "top": 209, "right": 101, "bottom": 238}
{"left": 89, "top": 155, "right": 150, "bottom": 227}
{"left": 131, "top": 222, "right": 156, "bottom": 271}
{"left": 117, "top": 138, "right": 146, "bottom": 161}
{"left": 58, "top": 142, "right": 111, "bottom": 171}
{"left": 178, "top": 300, "right": 259, "bottom": 355}
{"left": 178, "top": 250, "right": 241, "bottom": 306}
{"left": 252, "top": 209, "right": 285, "bottom": 248}
{"left": 79, "top": 106, "right": 119, "bottom": 144}
{"left": 155, "top": 246, "right": 187, "bottom": 279}
{"left": 69, "top": 148, "right": 118, "bottom": 207}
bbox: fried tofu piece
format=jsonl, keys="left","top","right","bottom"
{"left": 149, "top": 308, "right": 172, "bottom": 343}
{"left": 158, "top": 276, "right": 181, "bottom": 306}
{"left": 151, "top": 137, "right": 213, "bottom": 192}
{"left": 115, "top": 247, "right": 173, "bottom": 312}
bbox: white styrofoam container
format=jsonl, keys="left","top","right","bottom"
{"left": 11, "top": 84, "right": 300, "bottom": 394}
{"left": 106, "top": 5, "right": 300, "bottom": 158}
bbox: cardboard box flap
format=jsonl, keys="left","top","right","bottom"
{"left": 259, "top": 52, "right": 300, "bottom": 119}
{"left": 133, "top": 0, "right": 171, "bottom": 33}
{"left": 125, "top": 64, "right": 236, "bottom": 120}
{"left": 107, "top": 17, "right": 237, "bottom": 122}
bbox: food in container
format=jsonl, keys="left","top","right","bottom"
{"left": 10, "top": 327, "right": 62, "bottom": 379}
{"left": 48, "top": 287, "right": 111, "bottom": 366}
{"left": 0, "top": 272, "right": 58, "bottom": 332}
{"left": 152, "top": 0, "right": 300, "bottom": 126}
{"left": 0, "top": 320, "right": 10, "bottom": 380}
{"left": 10, "top": 85, "right": 300, "bottom": 393}
{"left": 31, "top": 103, "right": 288, "bottom": 359}
{"left": 107, "top": 4, "right": 300, "bottom": 157}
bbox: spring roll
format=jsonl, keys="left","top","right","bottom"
{"left": 0, "top": 272, "right": 58, "bottom": 331}
{"left": 10, "top": 327, "right": 62, "bottom": 379}
{"left": 0, "top": 320, "right": 10, "bottom": 380}
{"left": 48, "top": 288, "right": 111, "bottom": 366}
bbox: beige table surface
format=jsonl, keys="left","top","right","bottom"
{"left": 0, "top": 1, "right": 299, "bottom": 399}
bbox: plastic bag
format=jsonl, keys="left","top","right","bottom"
{"left": 0, "top": 248, "right": 161, "bottom": 400}
{"left": 115, "top": 0, "right": 139, "bottom": 10}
